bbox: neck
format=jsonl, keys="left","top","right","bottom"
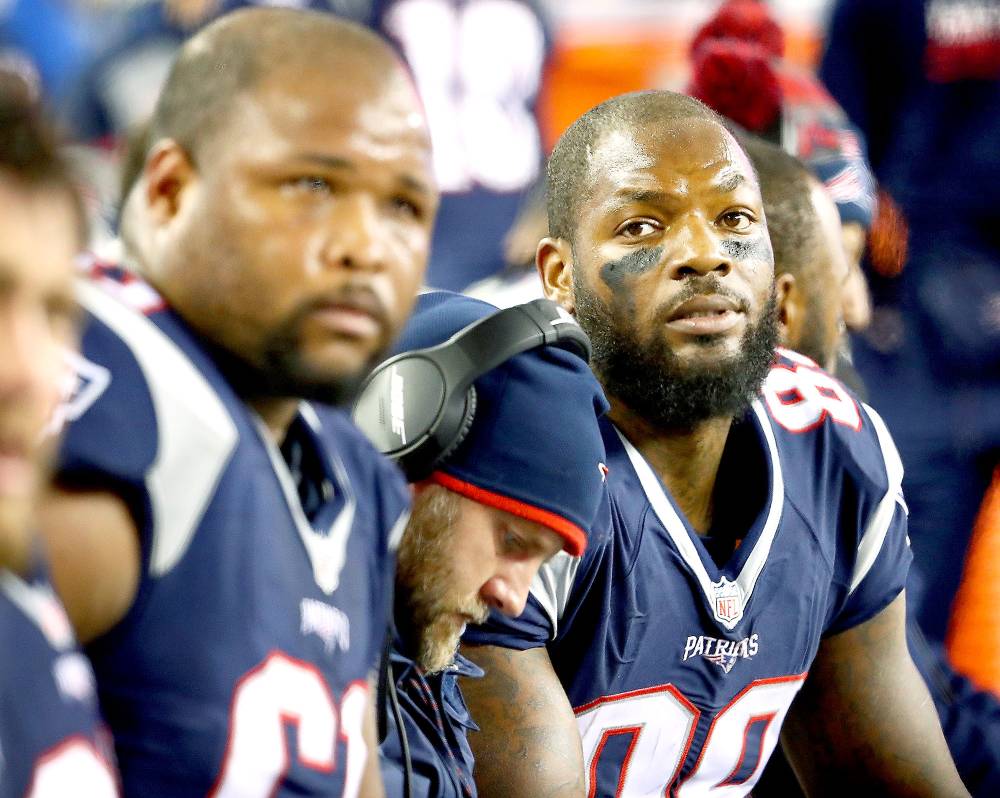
{"left": 0, "top": 523, "right": 32, "bottom": 579}
{"left": 609, "top": 398, "right": 733, "bottom": 535}
{"left": 248, "top": 397, "right": 300, "bottom": 444}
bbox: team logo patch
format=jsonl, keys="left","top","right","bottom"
{"left": 46, "top": 350, "right": 111, "bottom": 436}
{"left": 683, "top": 633, "right": 759, "bottom": 674}
{"left": 300, "top": 598, "right": 350, "bottom": 654}
{"left": 712, "top": 576, "right": 745, "bottom": 628}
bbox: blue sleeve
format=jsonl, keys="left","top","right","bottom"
{"left": 463, "top": 594, "right": 553, "bottom": 651}
{"left": 826, "top": 502, "right": 911, "bottom": 634}
{"left": 825, "top": 402, "right": 912, "bottom": 634}
{"left": 56, "top": 312, "right": 158, "bottom": 532}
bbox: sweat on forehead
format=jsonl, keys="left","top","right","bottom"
{"left": 546, "top": 90, "right": 746, "bottom": 242}
{"left": 148, "top": 7, "right": 404, "bottom": 161}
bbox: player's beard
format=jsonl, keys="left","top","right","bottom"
{"left": 574, "top": 274, "right": 779, "bottom": 430}
{"left": 395, "top": 487, "right": 489, "bottom": 674}
{"left": 255, "top": 308, "right": 388, "bottom": 408}
{"left": 205, "top": 308, "right": 389, "bottom": 409}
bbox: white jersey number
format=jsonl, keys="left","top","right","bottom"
{"left": 210, "top": 653, "right": 367, "bottom": 798}
{"left": 762, "top": 354, "right": 861, "bottom": 434}
{"left": 576, "top": 675, "right": 806, "bottom": 797}
{"left": 383, "top": 0, "right": 544, "bottom": 193}
{"left": 27, "top": 738, "right": 118, "bottom": 797}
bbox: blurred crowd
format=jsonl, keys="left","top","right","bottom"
{"left": 2, "top": 0, "right": 999, "bottom": 791}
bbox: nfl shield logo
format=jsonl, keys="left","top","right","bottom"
{"left": 712, "top": 577, "right": 745, "bottom": 629}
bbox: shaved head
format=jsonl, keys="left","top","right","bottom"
{"left": 546, "top": 91, "right": 731, "bottom": 243}
{"left": 150, "top": 7, "right": 408, "bottom": 164}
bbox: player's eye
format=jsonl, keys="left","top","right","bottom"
{"left": 389, "top": 195, "right": 424, "bottom": 221}
{"left": 284, "top": 176, "right": 334, "bottom": 196}
{"left": 500, "top": 528, "right": 528, "bottom": 555}
{"left": 615, "top": 219, "right": 659, "bottom": 239}
{"left": 719, "top": 210, "right": 755, "bottom": 232}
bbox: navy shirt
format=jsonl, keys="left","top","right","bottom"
{"left": 0, "top": 562, "right": 117, "bottom": 797}
{"left": 57, "top": 261, "right": 409, "bottom": 796}
{"left": 380, "top": 641, "right": 482, "bottom": 798}
{"left": 467, "top": 349, "right": 912, "bottom": 796}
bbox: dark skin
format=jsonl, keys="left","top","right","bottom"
{"left": 36, "top": 17, "right": 438, "bottom": 798}
{"left": 461, "top": 646, "right": 584, "bottom": 798}
{"left": 464, "top": 117, "right": 968, "bottom": 798}
{"left": 562, "top": 119, "right": 774, "bottom": 534}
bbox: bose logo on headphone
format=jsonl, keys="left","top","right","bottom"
{"left": 353, "top": 298, "right": 592, "bottom": 482}
{"left": 389, "top": 366, "right": 407, "bottom": 444}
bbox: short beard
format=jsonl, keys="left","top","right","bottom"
{"left": 395, "top": 486, "right": 489, "bottom": 674}
{"left": 204, "top": 316, "right": 386, "bottom": 409}
{"left": 575, "top": 275, "right": 779, "bottom": 431}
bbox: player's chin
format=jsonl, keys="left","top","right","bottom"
{"left": 670, "top": 334, "right": 745, "bottom": 365}
{"left": 417, "top": 614, "right": 464, "bottom": 674}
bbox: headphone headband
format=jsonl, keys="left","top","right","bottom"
{"left": 352, "top": 298, "right": 591, "bottom": 481}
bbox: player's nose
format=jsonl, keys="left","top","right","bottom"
{"left": 320, "top": 193, "right": 387, "bottom": 273}
{"left": 0, "top": 302, "right": 57, "bottom": 403}
{"left": 479, "top": 567, "right": 533, "bottom": 618}
{"left": 667, "top": 214, "right": 733, "bottom": 279}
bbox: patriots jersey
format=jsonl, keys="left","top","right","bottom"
{"left": 466, "top": 348, "right": 912, "bottom": 797}
{"left": 56, "top": 263, "right": 409, "bottom": 796}
{"left": 379, "top": 644, "right": 482, "bottom": 798}
{"left": 0, "top": 563, "right": 117, "bottom": 797}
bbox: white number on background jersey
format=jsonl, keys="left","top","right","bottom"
{"left": 576, "top": 675, "right": 806, "bottom": 797}
{"left": 27, "top": 739, "right": 118, "bottom": 797}
{"left": 762, "top": 353, "right": 861, "bottom": 434}
{"left": 209, "top": 653, "right": 367, "bottom": 798}
{"left": 383, "top": 0, "right": 544, "bottom": 192}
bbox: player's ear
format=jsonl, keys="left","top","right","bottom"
{"left": 144, "top": 139, "right": 197, "bottom": 226}
{"left": 537, "top": 236, "right": 576, "bottom": 314}
{"left": 774, "top": 272, "right": 801, "bottom": 348}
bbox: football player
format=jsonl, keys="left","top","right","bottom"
{"left": 460, "top": 91, "right": 969, "bottom": 797}
{"left": 0, "top": 85, "right": 118, "bottom": 795}
{"left": 375, "top": 291, "right": 609, "bottom": 797}
{"left": 36, "top": 8, "right": 437, "bottom": 796}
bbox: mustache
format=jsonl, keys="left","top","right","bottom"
{"left": 652, "top": 276, "right": 751, "bottom": 323}
{"left": 291, "top": 284, "right": 391, "bottom": 331}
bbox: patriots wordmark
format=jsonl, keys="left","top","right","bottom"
{"left": 682, "top": 633, "right": 760, "bottom": 674}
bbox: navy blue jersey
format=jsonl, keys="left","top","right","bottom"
{"left": 379, "top": 644, "right": 481, "bottom": 798}
{"left": 466, "top": 349, "right": 912, "bottom": 796}
{"left": 56, "top": 264, "right": 409, "bottom": 796}
{"left": 0, "top": 563, "right": 117, "bottom": 797}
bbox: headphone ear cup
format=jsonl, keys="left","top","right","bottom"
{"left": 432, "top": 385, "right": 477, "bottom": 470}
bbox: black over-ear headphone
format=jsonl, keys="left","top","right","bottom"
{"left": 352, "top": 297, "right": 591, "bottom": 482}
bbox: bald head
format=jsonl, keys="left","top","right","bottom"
{"left": 546, "top": 91, "right": 730, "bottom": 243}
{"left": 150, "top": 7, "right": 406, "bottom": 164}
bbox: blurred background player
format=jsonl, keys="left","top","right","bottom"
{"left": 370, "top": 290, "right": 609, "bottom": 797}
{"left": 687, "top": 0, "right": 875, "bottom": 349}
{"left": 742, "top": 131, "right": 1000, "bottom": 796}
{"left": 821, "top": 0, "right": 1000, "bottom": 671}
{"left": 0, "top": 78, "right": 117, "bottom": 796}
{"left": 34, "top": 8, "right": 437, "bottom": 795}
{"left": 15, "top": 0, "right": 549, "bottom": 293}
{"left": 461, "top": 90, "right": 968, "bottom": 798}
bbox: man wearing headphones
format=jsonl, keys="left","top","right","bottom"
{"left": 353, "top": 290, "right": 609, "bottom": 798}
